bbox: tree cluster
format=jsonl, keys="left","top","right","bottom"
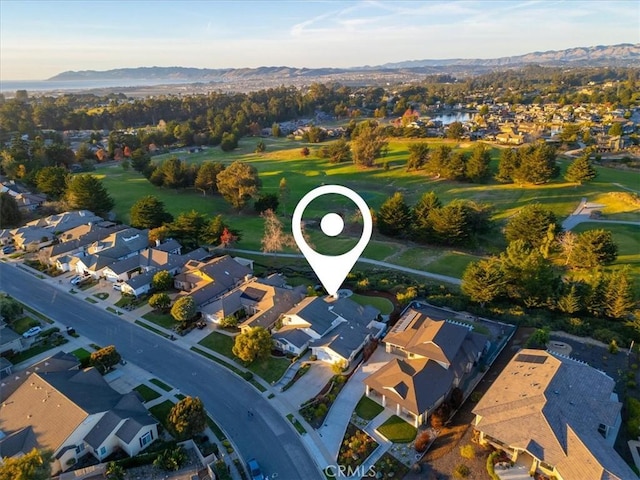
{"left": 496, "top": 143, "right": 559, "bottom": 184}
{"left": 377, "top": 191, "right": 492, "bottom": 246}
{"left": 420, "top": 144, "right": 492, "bottom": 183}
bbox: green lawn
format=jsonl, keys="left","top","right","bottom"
{"left": 96, "top": 136, "right": 640, "bottom": 288}
{"left": 71, "top": 348, "right": 91, "bottom": 362}
{"left": 150, "top": 378, "right": 173, "bottom": 392}
{"left": 377, "top": 415, "right": 417, "bottom": 443}
{"left": 198, "top": 331, "right": 289, "bottom": 384}
{"left": 149, "top": 400, "right": 175, "bottom": 431}
{"left": 198, "top": 332, "right": 235, "bottom": 358}
{"left": 286, "top": 413, "right": 307, "bottom": 434}
{"left": 142, "top": 311, "right": 176, "bottom": 329}
{"left": 11, "top": 316, "right": 39, "bottom": 334}
{"left": 9, "top": 338, "right": 69, "bottom": 365}
{"left": 134, "top": 384, "right": 162, "bottom": 402}
{"left": 350, "top": 294, "right": 394, "bottom": 315}
{"left": 355, "top": 395, "right": 384, "bottom": 420}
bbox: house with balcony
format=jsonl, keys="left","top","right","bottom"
{"left": 473, "top": 349, "right": 635, "bottom": 480}
{"left": 363, "top": 308, "right": 487, "bottom": 427}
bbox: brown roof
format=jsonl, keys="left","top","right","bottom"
{"left": 383, "top": 309, "right": 469, "bottom": 366}
{"left": 0, "top": 372, "right": 88, "bottom": 453}
{"left": 364, "top": 358, "right": 454, "bottom": 415}
{"left": 473, "top": 349, "right": 635, "bottom": 480}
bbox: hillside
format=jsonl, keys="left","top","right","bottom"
{"left": 48, "top": 43, "right": 639, "bottom": 82}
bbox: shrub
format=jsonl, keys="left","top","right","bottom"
{"left": 414, "top": 431, "right": 431, "bottom": 452}
{"left": 460, "top": 444, "right": 475, "bottom": 459}
{"left": 609, "top": 339, "right": 619, "bottom": 354}
{"left": 454, "top": 463, "right": 470, "bottom": 479}
{"left": 486, "top": 451, "right": 500, "bottom": 480}
{"left": 470, "top": 391, "right": 483, "bottom": 403}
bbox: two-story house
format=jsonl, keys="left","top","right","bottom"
{"left": 364, "top": 308, "right": 488, "bottom": 427}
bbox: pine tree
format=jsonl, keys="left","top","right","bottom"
{"left": 564, "top": 154, "right": 597, "bottom": 184}
{"left": 461, "top": 258, "right": 505, "bottom": 307}
{"left": 66, "top": 174, "right": 115, "bottom": 217}
{"left": 496, "top": 148, "right": 518, "bottom": 183}
{"left": 411, "top": 192, "right": 441, "bottom": 242}
{"left": 377, "top": 192, "right": 412, "bottom": 237}
{"left": 605, "top": 269, "right": 636, "bottom": 320}
{"left": 556, "top": 284, "right": 581, "bottom": 314}
{"left": 465, "top": 144, "right": 491, "bottom": 183}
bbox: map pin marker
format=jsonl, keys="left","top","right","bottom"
{"left": 292, "top": 185, "right": 372, "bottom": 297}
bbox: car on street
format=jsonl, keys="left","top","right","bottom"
{"left": 247, "top": 459, "right": 264, "bottom": 480}
{"left": 70, "top": 275, "right": 82, "bottom": 285}
{"left": 22, "top": 326, "right": 42, "bottom": 338}
{"left": 2, "top": 245, "right": 16, "bottom": 254}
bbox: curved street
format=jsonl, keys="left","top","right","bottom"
{"left": 0, "top": 263, "right": 322, "bottom": 480}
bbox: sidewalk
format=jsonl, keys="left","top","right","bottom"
{"left": 12, "top": 262, "right": 346, "bottom": 474}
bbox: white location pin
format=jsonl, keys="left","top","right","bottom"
{"left": 292, "top": 185, "right": 372, "bottom": 297}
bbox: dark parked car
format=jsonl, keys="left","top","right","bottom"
{"left": 2, "top": 245, "right": 15, "bottom": 254}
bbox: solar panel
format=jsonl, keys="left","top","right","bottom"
{"left": 515, "top": 353, "right": 547, "bottom": 364}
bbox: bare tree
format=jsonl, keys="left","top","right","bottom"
{"left": 261, "top": 209, "right": 295, "bottom": 254}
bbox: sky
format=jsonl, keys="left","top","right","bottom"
{"left": 1, "top": 0, "right": 638, "bottom": 80}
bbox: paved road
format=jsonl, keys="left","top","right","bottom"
{"left": 0, "top": 263, "right": 321, "bottom": 480}
{"left": 225, "top": 248, "right": 462, "bottom": 286}
{"left": 562, "top": 197, "right": 640, "bottom": 231}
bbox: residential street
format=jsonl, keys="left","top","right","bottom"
{"left": 0, "top": 262, "right": 322, "bottom": 480}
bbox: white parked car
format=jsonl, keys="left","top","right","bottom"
{"left": 22, "top": 326, "right": 42, "bottom": 338}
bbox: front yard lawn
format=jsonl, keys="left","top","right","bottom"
{"left": 198, "top": 332, "right": 288, "bottom": 383}
{"left": 149, "top": 400, "right": 175, "bottom": 431}
{"left": 355, "top": 395, "right": 384, "bottom": 420}
{"left": 11, "top": 316, "right": 39, "bottom": 335}
{"left": 142, "top": 311, "right": 176, "bottom": 330}
{"left": 198, "top": 332, "right": 235, "bottom": 358}
{"left": 9, "top": 336, "right": 69, "bottom": 365}
{"left": 377, "top": 415, "right": 417, "bottom": 443}
{"left": 134, "top": 384, "right": 162, "bottom": 402}
{"left": 71, "top": 348, "right": 91, "bottom": 363}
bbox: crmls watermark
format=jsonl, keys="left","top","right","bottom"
{"left": 324, "top": 465, "right": 377, "bottom": 478}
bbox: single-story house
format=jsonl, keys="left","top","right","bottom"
{"left": 273, "top": 296, "right": 385, "bottom": 367}
{"left": 0, "top": 367, "right": 158, "bottom": 475}
{"left": 473, "top": 349, "right": 635, "bottom": 480}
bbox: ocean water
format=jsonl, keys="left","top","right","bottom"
{"left": 0, "top": 78, "right": 206, "bottom": 94}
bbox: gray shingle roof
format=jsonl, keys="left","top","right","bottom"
{"left": 473, "top": 349, "right": 636, "bottom": 480}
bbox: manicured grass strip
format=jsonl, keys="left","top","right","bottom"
{"left": 286, "top": 413, "right": 307, "bottom": 434}
{"left": 89, "top": 343, "right": 102, "bottom": 350}
{"left": 134, "top": 384, "right": 162, "bottom": 402}
{"left": 106, "top": 306, "right": 123, "bottom": 315}
{"left": 377, "top": 415, "right": 417, "bottom": 443}
{"left": 150, "top": 378, "right": 173, "bottom": 392}
{"left": 142, "top": 311, "right": 176, "bottom": 329}
{"left": 94, "top": 292, "right": 109, "bottom": 300}
{"left": 355, "top": 395, "right": 384, "bottom": 420}
{"left": 22, "top": 306, "right": 54, "bottom": 324}
{"left": 71, "top": 348, "right": 91, "bottom": 362}
{"left": 350, "top": 294, "right": 394, "bottom": 315}
{"left": 85, "top": 297, "right": 98, "bottom": 304}
{"left": 175, "top": 393, "right": 186, "bottom": 400}
{"left": 149, "top": 400, "right": 174, "bottom": 431}
{"left": 135, "top": 319, "right": 170, "bottom": 338}
{"left": 207, "top": 417, "right": 227, "bottom": 441}
{"left": 9, "top": 339, "right": 69, "bottom": 365}
{"left": 190, "top": 347, "right": 267, "bottom": 392}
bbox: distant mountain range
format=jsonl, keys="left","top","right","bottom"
{"left": 48, "top": 43, "right": 639, "bottom": 82}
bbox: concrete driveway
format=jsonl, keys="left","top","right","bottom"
{"left": 280, "top": 360, "right": 334, "bottom": 408}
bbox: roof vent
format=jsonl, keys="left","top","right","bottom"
{"left": 554, "top": 390, "right": 559, "bottom": 394}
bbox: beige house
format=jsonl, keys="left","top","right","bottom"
{"left": 364, "top": 308, "right": 487, "bottom": 427}
{"left": 0, "top": 367, "right": 158, "bottom": 475}
{"left": 473, "top": 349, "right": 635, "bottom": 480}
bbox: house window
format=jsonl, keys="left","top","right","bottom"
{"left": 598, "top": 423, "right": 608, "bottom": 438}
{"left": 75, "top": 443, "right": 85, "bottom": 454}
{"left": 140, "top": 430, "right": 153, "bottom": 448}
{"left": 99, "top": 446, "right": 107, "bottom": 457}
